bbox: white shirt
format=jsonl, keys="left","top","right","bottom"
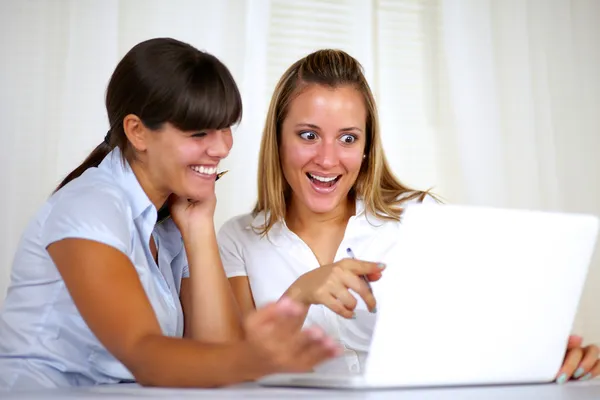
{"left": 0, "top": 148, "right": 188, "bottom": 391}
{"left": 218, "top": 196, "right": 433, "bottom": 373}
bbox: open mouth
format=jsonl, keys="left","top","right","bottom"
{"left": 306, "top": 172, "right": 341, "bottom": 189}
{"left": 190, "top": 165, "right": 218, "bottom": 178}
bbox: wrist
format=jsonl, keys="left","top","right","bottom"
{"left": 181, "top": 219, "right": 215, "bottom": 244}
{"left": 232, "top": 341, "right": 274, "bottom": 381}
{"left": 283, "top": 283, "right": 310, "bottom": 305}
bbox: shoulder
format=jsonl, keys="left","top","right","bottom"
{"left": 50, "top": 169, "right": 131, "bottom": 217}
{"left": 217, "top": 213, "right": 257, "bottom": 273}
{"left": 361, "top": 191, "right": 440, "bottom": 222}
{"left": 39, "top": 170, "right": 134, "bottom": 250}
{"left": 218, "top": 213, "right": 256, "bottom": 243}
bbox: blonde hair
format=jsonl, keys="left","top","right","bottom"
{"left": 253, "top": 49, "right": 435, "bottom": 234}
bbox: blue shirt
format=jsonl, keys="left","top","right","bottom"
{"left": 0, "top": 148, "right": 189, "bottom": 391}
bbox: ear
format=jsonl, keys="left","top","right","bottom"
{"left": 123, "top": 114, "right": 149, "bottom": 152}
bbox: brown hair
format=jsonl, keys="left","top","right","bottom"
{"left": 253, "top": 49, "right": 436, "bottom": 234}
{"left": 55, "top": 37, "right": 242, "bottom": 192}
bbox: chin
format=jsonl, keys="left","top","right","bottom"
{"left": 304, "top": 197, "right": 342, "bottom": 214}
{"left": 179, "top": 188, "right": 210, "bottom": 202}
{"left": 181, "top": 180, "right": 214, "bottom": 198}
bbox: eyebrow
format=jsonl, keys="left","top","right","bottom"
{"left": 295, "top": 123, "right": 364, "bottom": 133}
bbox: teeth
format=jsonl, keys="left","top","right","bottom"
{"left": 191, "top": 165, "right": 217, "bottom": 175}
{"left": 309, "top": 173, "right": 338, "bottom": 183}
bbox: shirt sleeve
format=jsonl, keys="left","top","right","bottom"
{"left": 217, "top": 219, "right": 248, "bottom": 278}
{"left": 40, "top": 185, "right": 132, "bottom": 256}
{"left": 180, "top": 251, "right": 190, "bottom": 279}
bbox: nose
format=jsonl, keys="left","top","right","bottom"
{"left": 206, "top": 129, "right": 232, "bottom": 159}
{"left": 313, "top": 139, "right": 338, "bottom": 169}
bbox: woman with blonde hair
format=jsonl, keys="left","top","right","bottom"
{"left": 218, "top": 49, "right": 434, "bottom": 373}
{"left": 218, "top": 49, "right": 600, "bottom": 381}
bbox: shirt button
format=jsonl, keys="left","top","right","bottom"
{"left": 350, "top": 364, "right": 360, "bottom": 373}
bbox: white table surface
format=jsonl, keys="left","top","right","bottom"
{"left": 3, "top": 380, "right": 600, "bottom": 400}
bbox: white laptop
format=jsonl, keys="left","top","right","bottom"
{"left": 259, "top": 204, "right": 599, "bottom": 389}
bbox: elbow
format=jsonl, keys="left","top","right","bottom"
{"left": 135, "top": 374, "right": 160, "bottom": 388}
{"left": 133, "top": 368, "right": 225, "bottom": 389}
{"left": 120, "top": 335, "right": 165, "bottom": 388}
{"left": 130, "top": 361, "right": 179, "bottom": 388}
{"left": 127, "top": 359, "right": 162, "bottom": 388}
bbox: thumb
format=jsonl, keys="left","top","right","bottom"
{"left": 365, "top": 271, "right": 383, "bottom": 282}
{"left": 247, "top": 302, "right": 280, "bottom": 327}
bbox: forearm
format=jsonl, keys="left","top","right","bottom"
{"left": 130, "top": 334, "right": 261, "bottom": 387}
{"left": 183, "top": 223, "right": 243, "bottom": 341}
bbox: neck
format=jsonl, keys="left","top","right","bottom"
{"left": 286, "top": 196, "right": 355, "bottom": 234}
{"left": 129, "top": 159, "right": 169, "bottom": 211}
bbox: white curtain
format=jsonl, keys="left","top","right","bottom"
{"left": 441, "top": 0, "right": 600, "bottom": 341}
{"left": 1, "top": 0, "right": 599, "bottom": 342}
{"left": 0, "top": 0, "right": 253, "bottom": 299}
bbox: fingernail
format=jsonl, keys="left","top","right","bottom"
{"left": 574, "top": 367, "right": 585, "bottom": 379}
{"left": 370, "top": 306, "right": 377, "bottom": 314}
{"left": 557, "top": 373, "right": 568, "bottom": 384}
{"left": 350, "top": 313, "right": 356, "bottom": 320}
{"left": 377, "top": 263, "right": 386, "bottom": 270}
{"left": 581, "top": 373, "right": 592, "bottom": 381}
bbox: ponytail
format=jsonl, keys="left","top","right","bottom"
{"left": 54, "top": 131, "right": 114, "bottom": 193}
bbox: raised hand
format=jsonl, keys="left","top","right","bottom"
{"left": 244, "top": 297, "right": 341, "bottom": 374}
{"left": 285, "top": 258, "right": 385, "bottom": 318}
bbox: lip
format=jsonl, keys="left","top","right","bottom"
{"left": 191, "top": 164, "right": 219, "bottom": 168}
{"left": 305, "top": 173, "right": 341, "bottom": 194}
{"left": 307, "top": 172, "right": 342, "bottom": 179}
{"left": 189, "top": 165, "right": 218, "bottom": 180}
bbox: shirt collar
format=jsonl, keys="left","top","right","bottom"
{"left": 98, "top": 147, "right": 155, "bottom": 221}
{"left": 248, "top": 198, "right": 370, "bottom": 244}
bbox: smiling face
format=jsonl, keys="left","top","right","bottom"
{"left": 279, "top": 84, "right": 367, "bottom": 215}
{"left": 144, "top": 122, "right": 233, "bottom": 203}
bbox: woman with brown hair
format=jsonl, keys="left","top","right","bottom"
{"left": 0, "top": 38, "right": 338, "bottom": 391}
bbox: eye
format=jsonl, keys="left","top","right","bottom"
{"left": 299, "top": 131, "right": 318, "bottom": 141}
{"left": 340, "top": 134, "right": 357, "bottom": 144}
{"left": 192, "top": 132, "right": 207, "bottom": 138}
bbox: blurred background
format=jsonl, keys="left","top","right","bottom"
{"left": 1, "top": 0, "right": 599, "bottom": 342}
